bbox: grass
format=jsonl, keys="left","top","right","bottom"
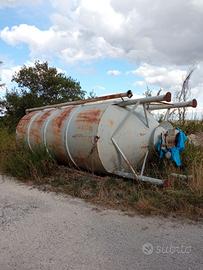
{"left": 39, "top": 167, "right": 202, "bottom": 219}
{"left": 0, "top": 126, "right": 202, "bottom": 220}
{"left": 174, "top": 119, "right": 203, "bottom": 134}
{"left": 0, "top": 128, "right": 57, "bottom": 182}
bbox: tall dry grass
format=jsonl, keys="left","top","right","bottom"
{"left": 0, "top": 125, "right": 202, "bottom": 220}
{"left": 0, "top": 128, "right": 57, "bottom": 182}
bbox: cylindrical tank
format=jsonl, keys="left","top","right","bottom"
{"left": 16, "top": 100, "right": 164, "bottom": 176}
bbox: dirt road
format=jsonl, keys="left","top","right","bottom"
{"left": 0, "top": 175, "right": 202, "bottom": 270}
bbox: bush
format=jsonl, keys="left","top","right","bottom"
{"left": 0, "top": 128, "right": 57, "bottom": 182}
{"left": 0, "top": 125, "right": 202, "bottom": 220}
{"left": 175, "top": 120, "right": 203, "bottom": 134}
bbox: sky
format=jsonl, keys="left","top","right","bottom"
{"left": 0, "top": 0, "right": 203, "bottom": 116}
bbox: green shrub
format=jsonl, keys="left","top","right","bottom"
{"left": 4, "top": 146, "right": 57, "bottom": 182}
{"left": 0, "top": 128, "right": 57, "bottom": 182}
{"left": 175, "top": 120, "right": 203, "bottom": 134}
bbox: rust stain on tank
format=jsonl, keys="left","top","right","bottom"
{"left": 30, "top": 129, "right": 41, "bottom": 144}
{"left": 52, "top": 106, "right": 75, "bottom": 160}
{"left": 16, "top": 111, "right": 38, "bottom": 139}
{"left": 53, "top": 106, "right": 74, "bottom": 130}
{"left": 35, "top": 110, "right": 53, "bottom": 127}
{"left": 30, "top": 110, "right": 54, "bottom": 145}
{"left": 76, "top": 109, "right": 102, "bottom": 124}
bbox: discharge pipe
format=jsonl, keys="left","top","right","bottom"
{"left": 147, "top": 99, "right": 197, "bottom": 111}
{"left": 116, "top": 92, "right": 171, "bottom": 107}
{"left": 26, "top": 90, "right": 133, "bottom": 113}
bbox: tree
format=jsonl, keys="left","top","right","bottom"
{"left": 0, "top": 60, "right": 5, "bottom": 88}
{"left": 88, "top": 90, "right": 97, "bottom": 99}
{"left": 0, "top": 61, "right": 86, "bottom": 128}
{"left": 0, "top": 61, "right": 6, "bottom": 122}
{"left": 175, "top": 67, "right": 195, "bottom": 123}
{"left": 143, "top": 86, "right": 152, "bottom": 97}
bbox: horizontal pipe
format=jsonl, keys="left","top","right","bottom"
{"left": 137, "top": 175, "right": 164, "bottom": 185}
{"left": 170, "top": 173, "right": 193, "bottom": 180}
{"left": 114, "top": 171, "right": 164, "bottom": 185}
{"left": 116, "top": 92, "right": 171, "bottom": 107}
{"left": 148, "top": 99, "right": 197, "bottom": 111}
{"left": 26, "top": 90, "right": 133, "bottom": 113}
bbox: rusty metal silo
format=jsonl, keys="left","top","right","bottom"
{"left": 16, "top": 91, "right": 197, "bottom": 185}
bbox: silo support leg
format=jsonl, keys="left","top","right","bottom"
{"left": 114, "top": 170, "right": 164, "bottom": 185}
{"left": 137, "top": 175, "right": 164, "bottom": 185}
{"left": 111, "top": 138, "right": 138, "bottom": 178}
{"left": 140, "top": 150, "right": 149, "bottom": 176}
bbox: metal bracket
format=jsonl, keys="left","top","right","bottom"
{"left": 111, "top": 102, "right": 140, "bottom": 177}
{"left": 111, "top": 100, "right": 165, "bottom": 185}
{"left": 111, "top": 138, "right": 138, "bottom": 178}
{"left": 142, "top": 104, "right": 149, "bottom": 128}
{"left": 140, "top": 150, "right": 149, "bottom": 176}
{"left": 164, "top": 108, "right": 170, "bottom": 121}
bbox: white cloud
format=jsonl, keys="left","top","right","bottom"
{"left": 0, "top": 25, "right": 62, "bottom": 58}
{"left": 1, "top": 0, "right": 203, "bottom": 65}
{"left": 0, "top": 65, "right": 21, "bottom": 96}
{"left": 130, "top": 63, "right": 203, "bottom": 113}
{"left": 94, "top": 85, "right": 106, "bottom": 90}
{"left": 0, "top": 0, "right": 42, "bottom": 8}
{"left": 192, "top": 0, "right": 203, "bottom": 11}
{"left": 0, "top": 65, "right": 20, "bottom": 84}
{"left": 0, "top": 24, "right": 123, "bottom": 62}
{"left": 107, "top": 70, "right": 121, "bottom": 76}
{"left": 0, "top": 0, "right": 203, "bottom": 111}
{"left": 0, "top": 61, "right": 38, "bottom": 95}
{"left": 132, "top": 63, "right": 187, "bottom": 89}
{"left": 133, "top": 80, "right": 145, "bottom": 87}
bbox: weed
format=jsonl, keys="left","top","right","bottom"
{"left": 0, "top": 126, "right": 202, "bottom": 220}
{"left": 0, "top": 128, "right": 57, "bottom": 181}
{"left": 174, "top": 119, "right": 203, "bottom": 134}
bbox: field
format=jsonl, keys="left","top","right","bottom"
{"left": 0, "top": 120, "right": 202, "bottom": 220}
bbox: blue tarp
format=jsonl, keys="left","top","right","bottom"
{"left": 156, "top": 128, "right": 187, "bottom": 167}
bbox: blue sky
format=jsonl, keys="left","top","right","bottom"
{"left": 0, "top": 1, "right": 144, "bottom": 97}
{"left": 0, "top": 0, "right": 203, "bottom": 115}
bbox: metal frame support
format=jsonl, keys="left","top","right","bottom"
{"left": 111, "top": 138, "right": 138, "bottom": 178}
{"left": 111, "top": 103, "right": 164, "bottom": 185}
{"left": 143, "top": 104, "right": 149, "bottom": 128}
{"left": 164, "top": 108, "right": 170, "bottom": 121}
{"left": 140, "top": 150, "right": 149, "bottom": 176}
{"left": 114, "top": 170, "right": 164, "bottom": 185}
{"left": 137, "top": 175, "right": 164, "bottom": 185}
{"left": 111, "top": 102, "right": 140, "bottom": 178}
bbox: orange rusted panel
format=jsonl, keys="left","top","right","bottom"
{"left": 76, "top": 109, "right": 102, "bottom": 124}
{"left": 53, "top": 106, "right": 75, "bottom": 130}
{"left": 50, "top": 106, "right": 75, "bottom": 161}
{"left": 29, "top": 110, "right": 53, "bottom": 146}
{"left": 16, "top": 111, "right": 37, "bottom": 141}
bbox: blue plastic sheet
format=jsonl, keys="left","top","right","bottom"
{"left": 156, "top": 128, "right": 187, "bottom": 167}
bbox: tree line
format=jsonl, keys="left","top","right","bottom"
{"left": 0, "top": 61, "right": 86, "bottom": 129}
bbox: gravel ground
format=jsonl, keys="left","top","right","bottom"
{"left": 0, "top": 175, "right": 202, "bottom": 270}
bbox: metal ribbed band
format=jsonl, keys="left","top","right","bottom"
{"left": 27, "top": 111, "right": 42, "bottom": 152}
{"left": 42, "top": 109, "right": 59, "bottom": 157}
{"left": 64, "top": 106, "right": 81, "bottom": 168}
